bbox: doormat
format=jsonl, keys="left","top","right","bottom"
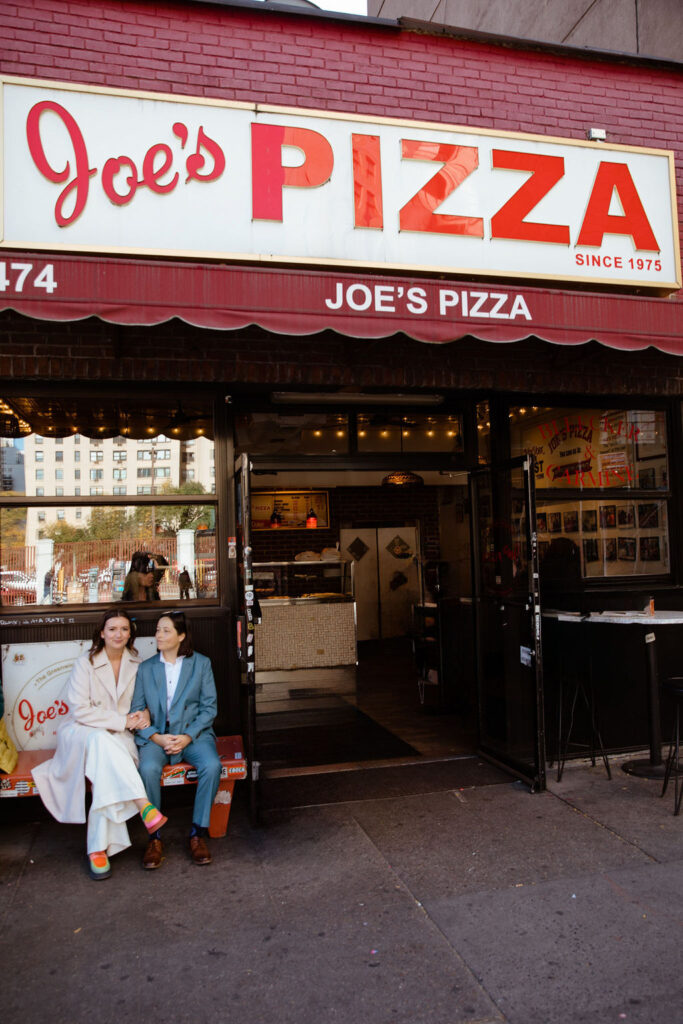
{"left": 260, "top": 756, "right": 511, "bottom": 810}
{"left": 257, "top": 710, "right": 418, "bottom": 771}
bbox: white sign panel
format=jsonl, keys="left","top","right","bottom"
{"left": 1, "top": 76, "right": 679, "bottom": 291}
{"left": 2, "top": 637, "right": 157, "bottom": 750}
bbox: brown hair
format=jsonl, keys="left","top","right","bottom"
{"left": 89, "top": 608, "right": 138, "bottom": 662}
{"left": 157, "top": 609, "right": 194, "bottom": 657}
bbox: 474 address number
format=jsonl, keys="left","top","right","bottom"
{"left": 0, "top": 262, "right": 57, "bottom": 294}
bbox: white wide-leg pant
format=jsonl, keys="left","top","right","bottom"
{"left": 84, "top": 729, "right": 148, "bottom": 856}
{"left": 33, "top": 723, "right": 148, "bottom": 858}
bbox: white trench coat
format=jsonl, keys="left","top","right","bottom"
{"left": 33, "top": 646, "right": 148, "bottom": 856}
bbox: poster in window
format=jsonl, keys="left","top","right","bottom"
{"left": 634, "top": 411, "right": 667, "bottom": 462}
{"left": 640, "top": 536, "right": 661, "bottom": 562}
{"left": 583, "top": 538, "right": 600, "bottom": 563}
{"left": 637, "top": 503, "right": 659, "bottom": 528}
{"left": 618, "top": 537, "right": 636, "bottom": 561}
{"left": 548, "top": 512, "right": 562, "bottom": 533}
{"left": 582, "top": 509, "right": 598, "bottom": 533}
{"left": 605, "top": 538, "right": 617, "bottom": 562}
{"left": 617, "top": 505, "right": 635, "bottom": 527}
{"left": 599, "top": 505, "right": 616, "bottom": 528}
{"left": 536, "top": 512, "right": 547, "bottom": 532}
{"left": 563, "top": 510, "right": 578, "bottom": 532}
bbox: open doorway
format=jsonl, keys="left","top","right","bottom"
{"left": 247, "top": 466, "right": 479, "bottom": 775}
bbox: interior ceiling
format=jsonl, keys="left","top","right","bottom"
{"left": 0, "top": 397, "right": 214, "bottom": 441}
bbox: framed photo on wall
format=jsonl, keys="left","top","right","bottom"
{"left": 252, "top": 490, "right": 330, "bottom": 530}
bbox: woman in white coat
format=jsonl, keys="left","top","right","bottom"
{"left": 32, "top": 609, "right": 167, "bottom": 880}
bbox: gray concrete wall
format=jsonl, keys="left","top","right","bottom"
{"left": 368, "top": 0, "right": 683, "bottom": 62}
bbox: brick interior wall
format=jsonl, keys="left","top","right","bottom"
{"left": 252, "top": 485, "right": 441, "bottom": 564}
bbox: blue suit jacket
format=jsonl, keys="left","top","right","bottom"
{"left": 131, "top": 651, "right": 217, "bottom": 764}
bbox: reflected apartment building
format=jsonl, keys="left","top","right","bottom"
{"left": 21, "top": 433, "right": 215, "bottom": 543}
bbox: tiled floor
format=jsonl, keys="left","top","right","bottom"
{"left": 258, "top": 637, "right": 477, "bottom": 777}
{"left": 355, "top": 637, "right": 477, "bottom": 759}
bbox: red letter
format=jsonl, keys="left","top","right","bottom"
{"left": 185, "top": 127, "right": 226, "bottom": 184}
{"left": 102, "top": 156, "right": 139, "bottom": 206}
{"left": 26, "top": 101, "right": 96, "bottom": 228}
{"left": 577, "top": 162, "right": 659, "bottom": 251}
{"left": 251, "top": 124, "right": 334, "bottom": 221}
{"left": 142, "top": 143, "right": 178, "bottom": 195}
{"left": 399, "top": 140, "right": 483, "bottom": 236}
{"left": 491, "top": 151, "right": 570, "bottom": 245}
{"left": 17, "top": 699, "right": 34, "bottom": 732}
{"left": 352, "top": 133, "right": 383, "bottom": 229}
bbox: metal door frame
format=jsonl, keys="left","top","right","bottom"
{"left": 470, "top": 455, "right": 546, "bottom": 791}
{"left": 234, "top": 452, "right": 259, "bottom": 821}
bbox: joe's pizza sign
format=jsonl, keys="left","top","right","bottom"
{"left": 1, "top": 77, "right": 680, "bottom": 292}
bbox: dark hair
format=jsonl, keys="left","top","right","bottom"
{"left": 130, "top": 550, "right": 154, "bottom": 574}
{"left": 89, "top": 608, "right": 137, "bottom": 662}
{"left": 157, "top": 609, "right": 194, "bottom": 657}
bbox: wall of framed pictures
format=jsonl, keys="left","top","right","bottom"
{"left": 509, "top": 405, "right": 672, "bottom": 581}
{"left": 536, "top": 498, "right": 669, "bottom": 578}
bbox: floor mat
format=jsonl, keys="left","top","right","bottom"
{"left": 257, "top": 709, "right": 419, "bottom": 770}
{"left": 261, "top": 756, "right": 512, "bottom": 809}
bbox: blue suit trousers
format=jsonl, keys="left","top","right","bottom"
{"left": 138, "top": 734, "right": 222, "bottom": 829}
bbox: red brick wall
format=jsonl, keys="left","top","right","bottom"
{"left": 1, "top": 1, "right": 681, "bottom": 394}
{"left": 2, "top": 0, "right": 681, "bottom": 253}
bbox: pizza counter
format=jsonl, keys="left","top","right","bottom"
{"left": 252, "top": 561, "right": 357, "bottom": 717}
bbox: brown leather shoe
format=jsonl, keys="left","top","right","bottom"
{"left": 142, "top": 838, "right": 164, "bottom": 870}
{"left": 189, "top": 835, "right": 212, "bottom": 865}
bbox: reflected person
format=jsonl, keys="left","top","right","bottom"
{"left": 122, "top": 551, "right": 157, "bottom": 602}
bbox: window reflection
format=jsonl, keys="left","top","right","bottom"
{"left": 0, "top": 397, "right": 215, "bottom": 497}
{"left": 510, "top": 406, "right": 668, "bottom": 491}
{"left": 235, "top": 412, "right": 349, "bottom": 455}
{"left": 0, "top": 506, "right": 217, "bottom": 606}
{"left": 357, "top": 413, "right": 463, "bottom": 453}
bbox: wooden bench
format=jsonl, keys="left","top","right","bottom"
{"left": 0, "top": 734, "right": 247, "bottom": 839}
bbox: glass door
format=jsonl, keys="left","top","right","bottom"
{"left": 234, "top": 453, "right": 259, "bottom": 821}
{"left": 469, "top": 456, "right": 546, "bottom": 790}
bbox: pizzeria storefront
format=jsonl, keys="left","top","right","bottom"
{"left": 1, "top": 3, "right": 682, "bottom": 813}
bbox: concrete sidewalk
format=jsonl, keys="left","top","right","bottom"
{"left": 2, "top": 755, "right": 682, "bottom": 1024}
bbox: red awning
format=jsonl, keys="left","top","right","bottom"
{"left": 0, "top": 251, "right": 681, "bottom": 354}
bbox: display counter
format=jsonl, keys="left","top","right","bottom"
{"left": 253, "top": 561, "right": 357, "bottom": 717}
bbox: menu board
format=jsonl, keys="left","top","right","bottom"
{"left": 252, "top": 491, "right": 330, "bottom": 531}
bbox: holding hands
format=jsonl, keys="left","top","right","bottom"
{"left": 126, "top": 709, "right": 151, "bottom": 731}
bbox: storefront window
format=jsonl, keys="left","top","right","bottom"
{"left": 510, "top": 406, "right": 668, "bottom": 491}
{"left": 0, "top": 504, "right": 217, "bottom": 607}
{"left": 510, "top": 406, "right": 671, "bottom": 582}
{"left": 0, "top": 395, "right": 218, "bottom": 606}
{"left": 357, "top": 413, "right": 463, "bottom": 453}
{"left": 235, "top": 412, "right": 349, "bottom": 455}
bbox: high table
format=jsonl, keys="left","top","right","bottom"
{"left": 543, "top": 609, "right": 683, "bottom": 780}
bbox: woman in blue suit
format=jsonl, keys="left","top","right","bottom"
{"left": 131, "top": 610, "right": 222, "bottom": 870}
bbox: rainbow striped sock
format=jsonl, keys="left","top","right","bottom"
{"left": 88, "top": 851, "right": 111, "bottom": 878}
{"left": 140, "top": 803, "right": 168, "bottom": 833}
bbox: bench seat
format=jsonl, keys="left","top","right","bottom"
{"left": 0, "top": 734, "right": 247, "bottom": 839}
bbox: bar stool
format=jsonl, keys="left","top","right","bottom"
{"left": 555, "top": 644, "right": 611, "bottom": 783}
{"left": 660, "top": 677, "right": 683, "bottom": 815}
